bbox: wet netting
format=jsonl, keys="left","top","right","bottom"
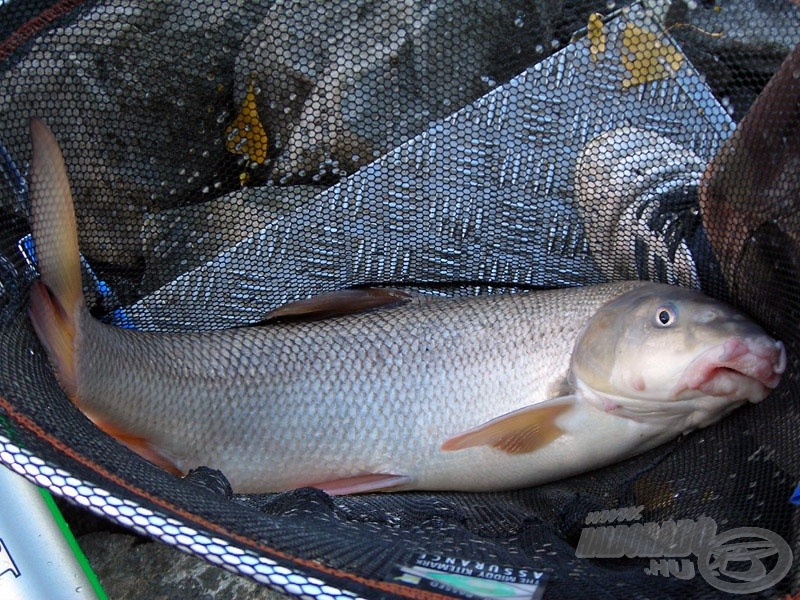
{"left": 0, "top": 1, "right": 798, "bottom": 598}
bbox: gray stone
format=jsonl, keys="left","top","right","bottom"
{"left": 0, "top": 0, "right": 563, "bottom": 270}
{"left": 0, "top": 0, "right": 270, "bottom": 267}
{"left": 235, "top": 0, "right": 562, "bottom": 182}
{"left": 80, "top": 532, "right": 287, "bottom": 599}
{"left": 669, "top": 0, "right": 800, "bottom": 119}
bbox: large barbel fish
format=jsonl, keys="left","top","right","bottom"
{"left": 26, "top": 119, "right": 785, "bottom": 494}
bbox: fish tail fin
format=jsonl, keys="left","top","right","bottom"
{"left": 27, "top": 118, "right": 84, "bottom": 398}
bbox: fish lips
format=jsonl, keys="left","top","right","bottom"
{"left": 673, "top": 336, "right": 786, "bottom": 402}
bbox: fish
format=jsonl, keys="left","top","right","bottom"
{"left": 26, "top": 118, "right": 786, "bottom": 494}
{"left": 573, "top": 125, "right": 708, "bottom": 290}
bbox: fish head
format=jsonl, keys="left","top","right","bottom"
{"left": 570, "top": 282, "right": 786, "bottom": 428}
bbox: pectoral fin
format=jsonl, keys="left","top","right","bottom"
{"left": 441, "top": 396, "right": 576, "bottom": 454}
{"left": 256, "top": 288, "right": 412, "bottom": 324}
{"left": 309, "top": 473, "right": 412, "bottom": 495}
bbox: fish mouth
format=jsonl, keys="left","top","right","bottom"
{"left": 674, "top": 337, "right": 786, "bottom": 402}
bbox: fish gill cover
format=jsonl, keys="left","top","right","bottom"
{"left": 0, "top": 1, "right": 798, "bottom": 598}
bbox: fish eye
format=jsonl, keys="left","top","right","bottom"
{"left": 656, "top": 305, "right": 676, "bottom": 327}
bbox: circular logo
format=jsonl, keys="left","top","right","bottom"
{"left": 697, "top": 527, "right": 793, "bottom": 594}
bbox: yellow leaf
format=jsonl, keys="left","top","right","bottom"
{"left": 587, "top": 13, "right": 606, "bottom": 62}
{"left": 225, "top": 76, "right": 269, "bottom": 164}
{"left": 620, "top": 22, "right": 683, "bottom": 88}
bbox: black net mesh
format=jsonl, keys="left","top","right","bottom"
{"left": 0, "top": 1, "right": 798, "bottom": 598}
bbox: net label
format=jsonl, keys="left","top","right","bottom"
{"left": 393, "top": 553, "right": 547, "bottom": 599}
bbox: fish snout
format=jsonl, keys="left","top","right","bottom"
{"left": 675, "top": 335, "right": 786, "bottom": 401}
{"left": 721, "top": 337, "right": 786, "bottom": 388}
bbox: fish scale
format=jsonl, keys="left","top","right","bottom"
{"left": 73, "top": 281, "right": 638, "bottom": 492}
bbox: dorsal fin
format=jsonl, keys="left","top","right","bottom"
{"left": 254, "top": 288, "right": 412, "bottom": 324}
